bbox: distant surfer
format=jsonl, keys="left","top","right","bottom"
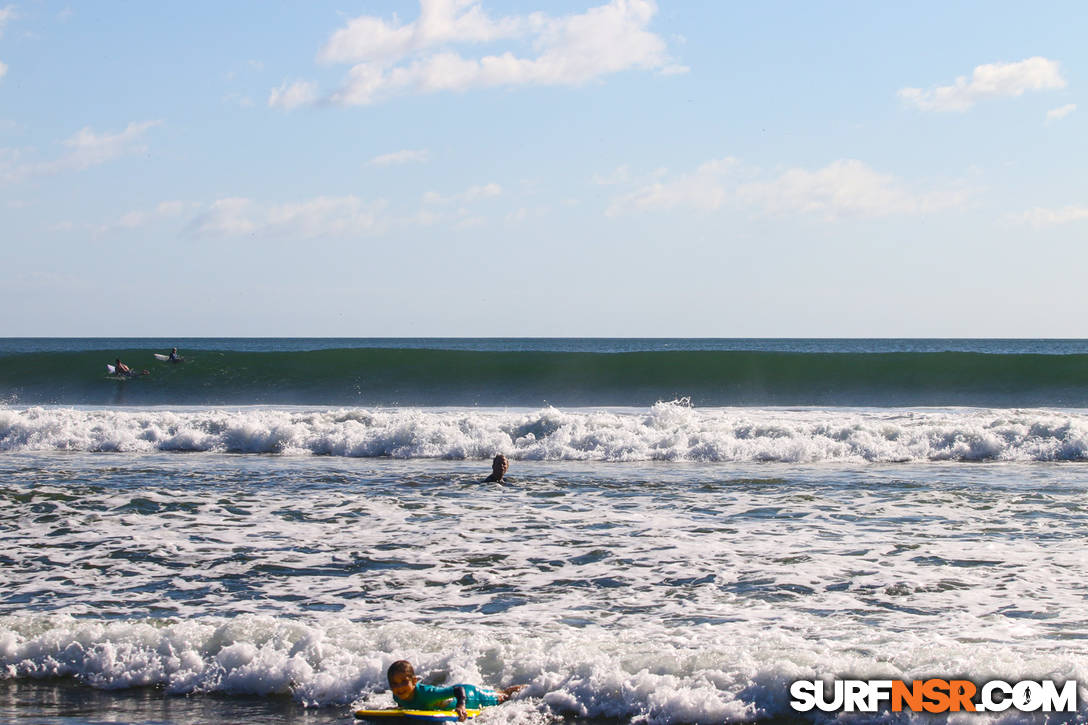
{"left": 153, "top": 348, "right": 183, "bottom": 364}
{"left": 112, "top": 358, "right": 149, "bottom": 377}
{"left": 483, "top": 454, "right": 509, "bottom": 482}
{"left": 386, "top": 660, "right": 524, "bottom": 722}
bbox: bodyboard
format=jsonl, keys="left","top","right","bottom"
{"left": 354, "top": 708, "right": 481, "bottom": 722}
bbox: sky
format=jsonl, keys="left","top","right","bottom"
{"left": 1, "top": 0, "right": 1085, "bottom": 337}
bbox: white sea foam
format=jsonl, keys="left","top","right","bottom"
{"left": 4, "top": 452, "right": 1088, "bottom": 722}
{"left": 4, "top": 409, "right": 1088, "bottom": 722}
{"left": 3, "top": 403, "right": 1088, "bottom": 461}
{"left": 2, "top": 614, "right": 1085, "bottom": 722}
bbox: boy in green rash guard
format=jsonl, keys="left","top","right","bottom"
{"left": 387, "top": 660, "right": 524, "bottom": 721}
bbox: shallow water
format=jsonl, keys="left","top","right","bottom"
{"left": 0, "top": 678, "right": 345, "bottom": 725}
{"left": 3, "top": 450, "right": 1087, "bottom": 723}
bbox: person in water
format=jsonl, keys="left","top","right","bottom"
{"left": 168, "top": 347, "right": 180, "bottom": 363}
{"left": 483, "top": 454, "right": 509, "bottom": 482}
{"left": 114, "top": 358, "right": 132, "bottom": 376}
{"left": 387, "top": 660, "right": 523, "bottom": 721}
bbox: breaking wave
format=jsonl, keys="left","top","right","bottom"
{"left": 4, "top": 348, "right": 1088, "bottom": 407}
{"left": 4, "top": 402, "right": 1088, "bottom": 462}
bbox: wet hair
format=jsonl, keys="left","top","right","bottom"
{"left": 492, "top": 454, "right": 507, "bottom": 467}
{"left": 387, "top": 660, "right": 416, "bottom": 683}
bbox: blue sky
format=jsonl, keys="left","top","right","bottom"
{"left": 1, "top": 1, "right": 1084, "bottom": 336}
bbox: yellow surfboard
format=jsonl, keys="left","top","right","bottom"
{"left": 353, "top": 708, "right": 481, "bottom": 721}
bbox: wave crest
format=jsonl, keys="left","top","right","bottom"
{"left": 4, "top": 404, "right": 1088, "bottom": 462}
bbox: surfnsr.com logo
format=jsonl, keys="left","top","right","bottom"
{"left": 790, "top": 679, "right": 1078, "bottom": 714}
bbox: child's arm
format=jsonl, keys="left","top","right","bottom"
{"left": 497, "top": 685, "right": 526, "bottom": 702}
{"left": 452, "top": 686, "right": 467, "bottom": 721}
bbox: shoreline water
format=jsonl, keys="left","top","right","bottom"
{"left": 5, "top": 455, "right": 1088, "bottom": 722}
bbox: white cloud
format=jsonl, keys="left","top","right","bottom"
{"left": 899, "top": 57, "right": 1066, "bottom": 112}
{"left": 411, "top": 181, "right": 503, "bottom": 229}
{"left": 0, "top": 4, "right": 12, "bottom": 80}
{"left": 1046, "top": 103, "right": 1076, "bottom": 121}
{"left": 462, "top": 182, "right": 502, "bottom": 201}
{"left": 275, "top": 0, "right": 681, "bottom": 108}
{"left": 593, "top": 164, "right": 632, "bottom": 186}
{"left": 187, "top": 196, "right": 387, "bottom": 239}
{"left": 412, "top": 208, "right": 442, "bottom": 227}
{"left": 1012, "top": 205, "right": 1088, "bottom": 227}
{"left": 0, "top": 120, "right": 162, "bottom": 182}
{"left": 188, "top": 186, "right": 505, "bottom": 238}
{"left": 607, "top": 158, "right": 736, "bottom": 215}
{"left": 455, "top": 215, "right": 486, "bottom": 228}
{"left": 268, "top": 80, "right": 319, "bottom": 110}
{"left": 319, "top": 0, "right": 523, "bottom": 65}
{"left": 0, "top": 5, "right": 16, "bottom": 34}
{"left": 96, "top": 200, "right": 189, "bottom": 235}
{"left": 607, "top": 158, "right": 968, "bottom": 220}
{"left": 0, "top": 146, "right": 22, "bottom": 176}
{"left": 187, "top": 198, "right": 257, "bottom": 237}
{"left": 224, "top": 92, "right": 255, "bottom": 108}
{"left": 57, "top": 120, "right": 162, "bottom": 170}
{"left": 369, "top": 148, "right": 430, "bottom": 166}
{"left": 738, "top": 160, "right": 967, "bottom": 219}
{"left": 267, "top": 196, "right": 387, "bottom": 237}
{"left": 422, "top": 182, "right": 501, "bottom": 204}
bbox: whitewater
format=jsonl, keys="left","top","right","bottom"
{"left": 3, "top": 340, "right": 1088, "bottom": 723}
{"left": 4, "top": 452, "right": 1087, "bottom": 723}
{"left": 4, "top": 402, "right": 1088, "bottom": 462}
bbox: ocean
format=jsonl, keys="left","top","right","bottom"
{"left": 1, "top": 339, "right": 1086, "bottom": 724}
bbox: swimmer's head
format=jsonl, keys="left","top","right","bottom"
{"left": 387, "top": 660, "right": 418, "bottom": 700}
{"left": 492, "top": 454, "right": 509, "bottom": 475}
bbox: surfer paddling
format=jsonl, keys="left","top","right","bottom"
{"left": 154, "top": 347, "right": 183, "bottom": 363}
{"left": 483, "top": 454, "right": 509, "bottom": 483}
{"left": 387, "top": 660, "right": 524, "bottom": 722}
{"left": 111, "top": 358, "right": 149, "bottom": 377}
